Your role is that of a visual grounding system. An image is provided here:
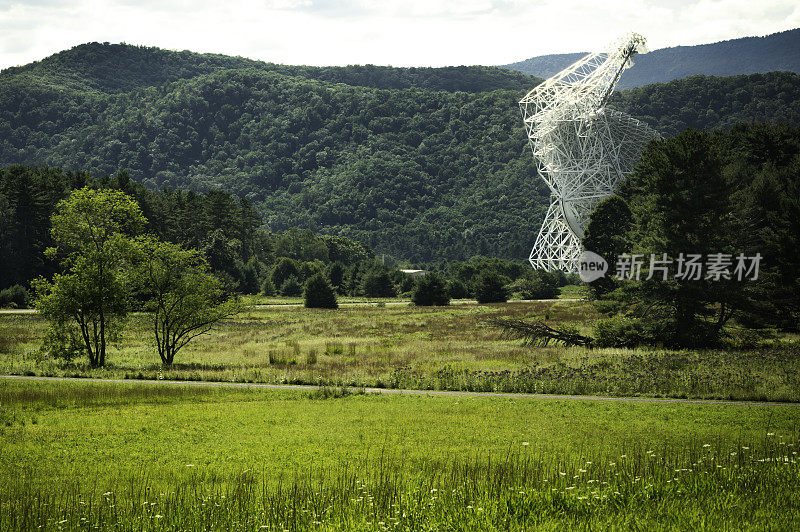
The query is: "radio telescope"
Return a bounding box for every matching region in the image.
[519,33,661,273]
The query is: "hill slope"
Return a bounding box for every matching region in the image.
[3,42,540,94]
[502,28,800,89]
[2,45,800,262]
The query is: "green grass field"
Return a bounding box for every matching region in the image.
[2,300,799,529]
[1,379,798,530]
[1,300,798,402]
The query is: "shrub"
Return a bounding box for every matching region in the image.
[472,271,508,304]
[594,316,656,347]
[304,273,338,309]
[0,285,29,308]
[508,270,559,300]
[446,279,470,299]
[280,276,303,297]
[361,267,397,298]
[412,273,450,306]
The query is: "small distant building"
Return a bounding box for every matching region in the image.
[399,269,428,278]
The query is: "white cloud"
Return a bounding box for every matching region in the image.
[0,0,797,69]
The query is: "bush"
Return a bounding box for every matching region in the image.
[412,273,450,306]
[508,270,559,300]
[472,271,508,304]
[594,316,657,348]
[0,285,29,308]
[446,279,470,299]
[280,275,303,297]
[361,267,397,298]
[304,274,338,309]
[260,277,276,296]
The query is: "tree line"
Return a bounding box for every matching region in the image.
[1,164,567,311]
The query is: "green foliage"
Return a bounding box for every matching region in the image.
[360,266,397,298]
[411,273,450,306]
[507,270,559,300]
[593,316,656,348]
[260,276,276,296]
[582,196,633,299]
[5,42,539,94]
[0,165,376,293]
[134,237,240,365]
[303,273,338,309]
[280,276,302,297]
[446,278,470,299]
[590,123,800,345]
[472,271,508,304]
[33,187,145,367]
[0,285,29,308]
[611,72,800,136]
[271,258,300,290]
[298,261,323,282]
[325,261,345,292]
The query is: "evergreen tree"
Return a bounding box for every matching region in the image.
[361,266,397,298]
[411,273,450,306]
[303,273,338,309]
[582,196,633,299]
[472,271,508,304]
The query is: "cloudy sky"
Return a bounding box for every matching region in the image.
[1,0,798,69]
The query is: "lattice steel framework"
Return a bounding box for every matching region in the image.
[520,33,661,272]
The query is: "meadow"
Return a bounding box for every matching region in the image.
[0,378,798,530]
[1,299,798,402]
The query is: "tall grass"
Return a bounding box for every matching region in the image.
[2,434,798,530]
[2,304,799,402]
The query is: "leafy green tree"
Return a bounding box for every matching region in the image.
[299,261,323,282]
[326,261,345,292]
[33,187,144,367]
[412,273,450,306]
[240,257,264,295]
[135,238,240,365]
[303,273,338,309]
[472,271,508,304]
[0,285,29,308]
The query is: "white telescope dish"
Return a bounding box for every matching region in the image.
[520,33,661,272]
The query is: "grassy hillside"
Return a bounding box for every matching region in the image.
[502,27,800,89]
[2,44,800,261]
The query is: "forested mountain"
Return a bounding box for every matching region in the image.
[502,28,800,89]
[4,42,539,94]
[2,44,800,262]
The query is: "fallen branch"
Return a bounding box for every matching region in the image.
[487,317,594,348]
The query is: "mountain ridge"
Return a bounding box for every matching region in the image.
[2,42,541,94]
[501,27,800,89]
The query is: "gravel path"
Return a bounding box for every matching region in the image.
[1,374,794,407]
